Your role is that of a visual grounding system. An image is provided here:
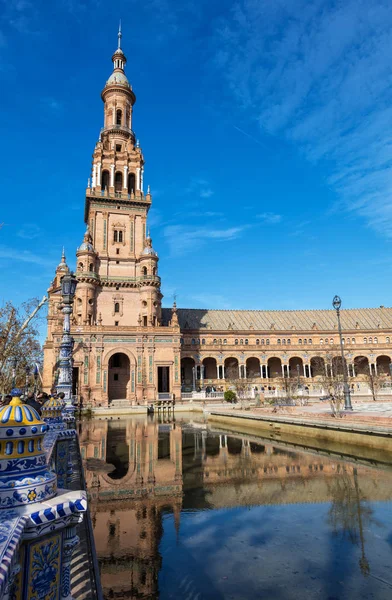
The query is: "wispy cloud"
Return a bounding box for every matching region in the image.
[163,224,248,255]
[17,224,41,240]
[186,178,214,199]
[0,245,54,267]
[257,213,282,225]
[213,0,392,236]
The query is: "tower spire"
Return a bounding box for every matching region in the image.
[118,20,122,50]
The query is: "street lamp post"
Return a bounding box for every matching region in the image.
[332,295,353,411]
[57,272,78,415]
[25,365,31,395]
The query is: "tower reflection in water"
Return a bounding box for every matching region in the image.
[80,418,392,599]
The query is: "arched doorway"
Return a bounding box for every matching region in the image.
[376,355,391,375]
[224,357,239,381]
[108,353,130,401]
[289,356,303,377]
[268,357,282,379]
[203,357,217,380]
[181,357,195,388]
[246,357,260,379]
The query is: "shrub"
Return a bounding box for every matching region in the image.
[224,390,237,403]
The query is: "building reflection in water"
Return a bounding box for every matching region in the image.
[80,418,392,599]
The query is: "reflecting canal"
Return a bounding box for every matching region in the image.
[80,416,392,599]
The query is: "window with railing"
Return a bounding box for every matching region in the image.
[287,339,291,344]
[113,230,123,243]
[387,337,390,344]
[266,339,270,345]
[245,339,248,345]
[240,339,243,344]
[223,339,227,344]
[202,339,206,344]
[235,339,238,345]
[256,339,260,345]
[364,337,367,344]
[299,339,302,345]
[213,339,217,344]
[277,339,281,345]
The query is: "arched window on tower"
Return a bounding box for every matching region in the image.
[115,172,123,192]
[89,263,94,272]
[101,170,109,190]
[142,266,147,276]
[114,302,120,314]
[116,109,122,125]
[128,173,136,194]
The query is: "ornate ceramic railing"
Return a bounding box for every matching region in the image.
[0,390,102,599]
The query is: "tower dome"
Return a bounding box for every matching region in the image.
[77,226,95,253]
[142,236,158,257]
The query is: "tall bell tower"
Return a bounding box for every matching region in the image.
[82,25,162,328]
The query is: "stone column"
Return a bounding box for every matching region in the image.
[281,364,285,377]
[308,363,312,378]
[374,362,378,375]
[217,364,220,379]
[92,164,96,188]
[222,364,225,379]
[351,363,356,377]
[97,162,101,187]
[123,165,128,189]
[200,365,204,388]
[141,167,144,193]
[136,167,141,190]
[303,364,307,377]
[192,367,196,392]
[110,164,115,187]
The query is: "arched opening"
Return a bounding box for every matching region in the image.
[115,171,123,192]
[289,356,303,378]
[128,172,136,193]
[354,356,369,376]
[181,357,195,388]
[310,356,325,377]
[101,170,110,190]
[224,357,239,380]
[116,109,122,125]
[246,357,260,379]
[203,357,217,380]
[376,355,391,375]
[89,263,94,272]
[108,353,130,401]
[78,262,84,272]
[106,422,129,479]
[267,357,282,379]
[205,435,220,457]
[142,266,147,276]
[114,302,120,314]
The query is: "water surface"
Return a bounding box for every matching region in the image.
[81,416,392,599]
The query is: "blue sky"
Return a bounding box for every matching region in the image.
[2,0,392,337]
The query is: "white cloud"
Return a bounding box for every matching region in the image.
[213,0,392,236]
[17,224,41,240]
[0,245,54,267]
[163,224,248,255]
[186,178,214,199]
[257,213,282,224]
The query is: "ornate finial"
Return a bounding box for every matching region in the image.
[147,184,151,194]
[136,139,140,148]
[118,20,122,49]
[87,177,90,188]
[61,247,66,263]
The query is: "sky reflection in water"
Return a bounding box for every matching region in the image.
[81,417,392,599]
